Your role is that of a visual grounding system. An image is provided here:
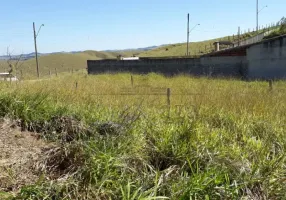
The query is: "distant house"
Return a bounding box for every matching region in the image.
[117,55,140,61]
[0,73,18,81]
[120,57,140,61]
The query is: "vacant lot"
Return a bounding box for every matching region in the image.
[0,73,286,199]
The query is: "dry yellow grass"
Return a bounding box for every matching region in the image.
[0,73,286,199]
[0,50,140,79]
[6,73,286,119]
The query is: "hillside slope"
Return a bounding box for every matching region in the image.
[139,25,282,58]
[139,34,249,57]
[0,49,146,78]
[0,50,121,78]
[22,53,97,77]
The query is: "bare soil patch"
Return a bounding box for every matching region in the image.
[0,118,53,192]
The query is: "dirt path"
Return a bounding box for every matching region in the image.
[0,118,52,192]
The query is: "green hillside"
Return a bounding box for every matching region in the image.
[138,33,262,57]
[0,49,146,79]
[82,50,138,58]
[139,25,282,58]
[138,39,218,57]
[0,51,121,78]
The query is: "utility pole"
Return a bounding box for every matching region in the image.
[256,1,267,32]
[187,13,190,56]
[238,26,241,46]
[33,22,40,78]
[256,0,259,31]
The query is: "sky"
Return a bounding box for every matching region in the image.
[0,0,285,54]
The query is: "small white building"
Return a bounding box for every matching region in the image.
[117,55,140,61]
[120,57,140,61]
[0,73,18,81]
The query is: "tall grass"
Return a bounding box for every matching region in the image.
[0,73,286,199]
[264,24,286,39]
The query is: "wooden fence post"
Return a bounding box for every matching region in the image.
[167,88,171,106]
[131,75,134,87]
[55,68,58,77]
[167,88,171,117]
[49,70,51,77]
[268,79,273,91]
[75,81,78,90]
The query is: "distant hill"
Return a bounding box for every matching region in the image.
[0,45,162,61]
[104,45,168,52]
[0,51,84,61]
[0,50,143,78]
[0,52,48,61]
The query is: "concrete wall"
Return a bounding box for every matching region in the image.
[87,35,286,80]
[200,56,246,77]
[87,56,245,78]
[247,35,286,79]
[233,30,273,47]
[88,58,200,76]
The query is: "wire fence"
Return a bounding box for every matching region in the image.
[198,23,283,55]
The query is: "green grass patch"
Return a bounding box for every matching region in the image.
[264,24,286,39]
[0,74,285,199]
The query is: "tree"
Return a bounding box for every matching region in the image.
[6,47,23,79]
[278,17,286,33]
[8,64,16,76]
[280,17,286,25]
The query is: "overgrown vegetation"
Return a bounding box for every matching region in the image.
[263,25,286,39]
[0,73,286,199]
[264,17,286,39]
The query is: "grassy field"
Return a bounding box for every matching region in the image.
[0,73,285,199]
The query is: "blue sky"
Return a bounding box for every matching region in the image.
[0,0,284,54]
